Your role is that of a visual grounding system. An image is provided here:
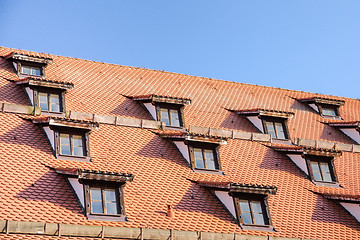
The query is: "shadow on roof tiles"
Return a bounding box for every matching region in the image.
[110,97,152,120]
[219,112,259,132]
[0,121,53,155]
[136,135,189,168]
[14,170,84,215]
[173,182,237,224]
[311,194,360,230]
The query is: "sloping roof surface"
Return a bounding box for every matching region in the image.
[0,46,359,239]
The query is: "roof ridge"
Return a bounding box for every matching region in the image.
[1,46,359,101]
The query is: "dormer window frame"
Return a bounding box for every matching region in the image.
[233,193,272,227]
[32,86,66,114]
[298,97,344,119]
[316,103,340,118]
[187,140,221,172]
[132,95,190,129]
[53,126,91,161]
[304,154,338,184]
[155,102,184,128]
[57,169,133,222]
[261,116,290,140]
[16,61,46,78]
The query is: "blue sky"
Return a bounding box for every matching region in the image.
[1,1,359,99]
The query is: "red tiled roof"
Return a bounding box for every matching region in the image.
[0,46,359,239]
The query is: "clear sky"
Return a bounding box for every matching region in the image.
[1,1,359,99]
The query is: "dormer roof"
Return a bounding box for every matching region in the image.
[131,94,191,105]
[5,51,53,65]
[233,108,294,118]
[297,96,345,106]
[15,76,74,90]
[31,115,99,130]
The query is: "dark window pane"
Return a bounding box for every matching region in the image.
[160,108,170,126]
[266,122,276,139]
[170,109,180,127]
[39,92,48,111]
[50,94,60,112]
[275,122,286,139]
[91,201,103,214]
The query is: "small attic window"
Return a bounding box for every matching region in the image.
[235,195,270,226]
[298,97,344,119]
[263,117,288,140]
[157,103,182,127]
[306,155,337,183]
[188,141,221,171]
[58,169,134,222]
[31,116,98,162]
[234,109,294,141]
[131,94,191,129]
[21,65,42,76]
[230,183,277,230]
[38,90,62,113]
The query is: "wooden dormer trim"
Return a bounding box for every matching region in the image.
[5,52,53,65]
[32,116,99,130]
[15,77,74,90]
[132,94,191,105]
[298,97,345,106]
[234,108,294,119]
[230,183,277,195]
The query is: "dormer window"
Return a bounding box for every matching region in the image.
[15,78,73,115]
[198,181,276,231]
[298,97,344,119]
[31,116,98,161]
[233,109,294,141]
[56,168,133,221]
[306,155,337,183]
[5,51,52,78]
[21,65,42,76]
[157,103,182,127]
[131,94,191,128]
[160,132,225,173]
[190,144,219,170]
[38,90,62,112]
[59,132,86,157]
[271,145,340,187]
[263,117,287,140]
[328,121,360,144]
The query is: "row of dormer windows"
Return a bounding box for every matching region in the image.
[6,52,356,228]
